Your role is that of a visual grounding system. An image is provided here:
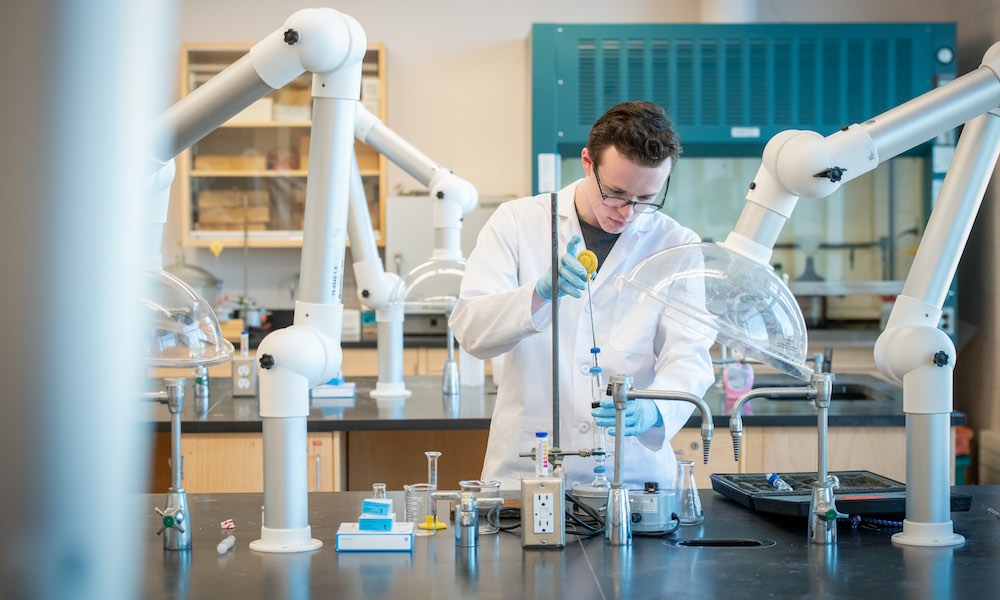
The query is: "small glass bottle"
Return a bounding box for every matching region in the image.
[766,472,793,492]
[677,460,704,525]
[590,424,610,488]
[372,482,387,499]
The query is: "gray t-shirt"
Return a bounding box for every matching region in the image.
[577,214,620,272]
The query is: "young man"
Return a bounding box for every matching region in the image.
[450,101,714,490]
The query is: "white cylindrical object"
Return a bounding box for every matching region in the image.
[892,413,964,547]
[251,416,322,553]
[459,346,485,387]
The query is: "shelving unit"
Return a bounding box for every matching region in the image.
[177,42,387,248]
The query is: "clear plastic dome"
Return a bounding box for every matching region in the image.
[141,269,234,367]
[402,258,466,315]
[615,242,812,380]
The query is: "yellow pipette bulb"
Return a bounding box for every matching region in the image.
[577,250,598,281]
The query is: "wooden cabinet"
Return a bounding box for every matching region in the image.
[681,425,956,487]
[340,346,475,378]
[156,431,344,493]
[177,42,387,248]
[346,429,489,491]
[742,426,911,483]
[673,427,749,489]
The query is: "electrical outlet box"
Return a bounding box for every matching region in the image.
[232,357,257,397]
[521,476,565,548]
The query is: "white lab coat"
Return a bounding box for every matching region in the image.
[450,179,715,491]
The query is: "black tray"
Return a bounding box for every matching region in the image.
[710,471,973,518]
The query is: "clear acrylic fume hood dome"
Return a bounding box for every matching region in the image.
[615,242,812,380]
[141,269,234,368]
[402,258,466,315]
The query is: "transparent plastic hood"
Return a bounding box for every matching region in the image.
[141,269,234,367]
[615,242,812,380]
[402,258,466,315]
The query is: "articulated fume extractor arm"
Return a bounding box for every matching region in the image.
[720,43,1000,547]
[147,8,370,554]
[348,103,478,400]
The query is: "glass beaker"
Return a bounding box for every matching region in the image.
[459,479,502,535]
[677,460,704,525]
[372,482,387,499]
[404,483,436,536]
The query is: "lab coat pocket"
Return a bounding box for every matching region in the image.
[608,294,659,357]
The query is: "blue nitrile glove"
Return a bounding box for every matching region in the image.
[535,235,588,301]
[592,397,663,437]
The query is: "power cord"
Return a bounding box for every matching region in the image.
[495,492,680,538]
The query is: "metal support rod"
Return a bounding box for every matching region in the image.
[550,192,560,449]
[162,378,186,490]
[817,406,828,484]
[607,374,633,546]
[811,373,834,484]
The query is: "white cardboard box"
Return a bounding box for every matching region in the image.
[335,522,414,552]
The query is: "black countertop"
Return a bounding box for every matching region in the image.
[141,486,1000,599]
[142,374,965,434]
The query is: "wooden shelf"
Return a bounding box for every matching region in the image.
[190,169,380,178]
[178,42,387,249]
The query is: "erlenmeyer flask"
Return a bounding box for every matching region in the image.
[677,460,704,525]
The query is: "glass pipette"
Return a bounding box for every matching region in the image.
[577,250,610,488]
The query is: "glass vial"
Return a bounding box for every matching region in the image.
[677,460,704,525]
[372,482,387,499]
[535,432,550,476]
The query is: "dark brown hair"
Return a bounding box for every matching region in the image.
[587,101,681,167]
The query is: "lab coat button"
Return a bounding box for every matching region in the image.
[579,422,591,433]
[580,364,590,374]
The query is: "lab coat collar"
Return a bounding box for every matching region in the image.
[556,179,654,289]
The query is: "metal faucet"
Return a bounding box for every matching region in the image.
[606,374,714,546]
[729,371,844,544]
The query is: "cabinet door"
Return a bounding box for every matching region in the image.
[307,432,342,492]
[174,432,339,492]
[346,429,489,491]
[745,426,907,483]
[672,428,747,489]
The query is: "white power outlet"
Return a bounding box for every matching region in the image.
[533,493,555,533]
[520,476,565,548]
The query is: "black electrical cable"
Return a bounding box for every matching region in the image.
[632,512,681,537]
[496,493,680,539]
